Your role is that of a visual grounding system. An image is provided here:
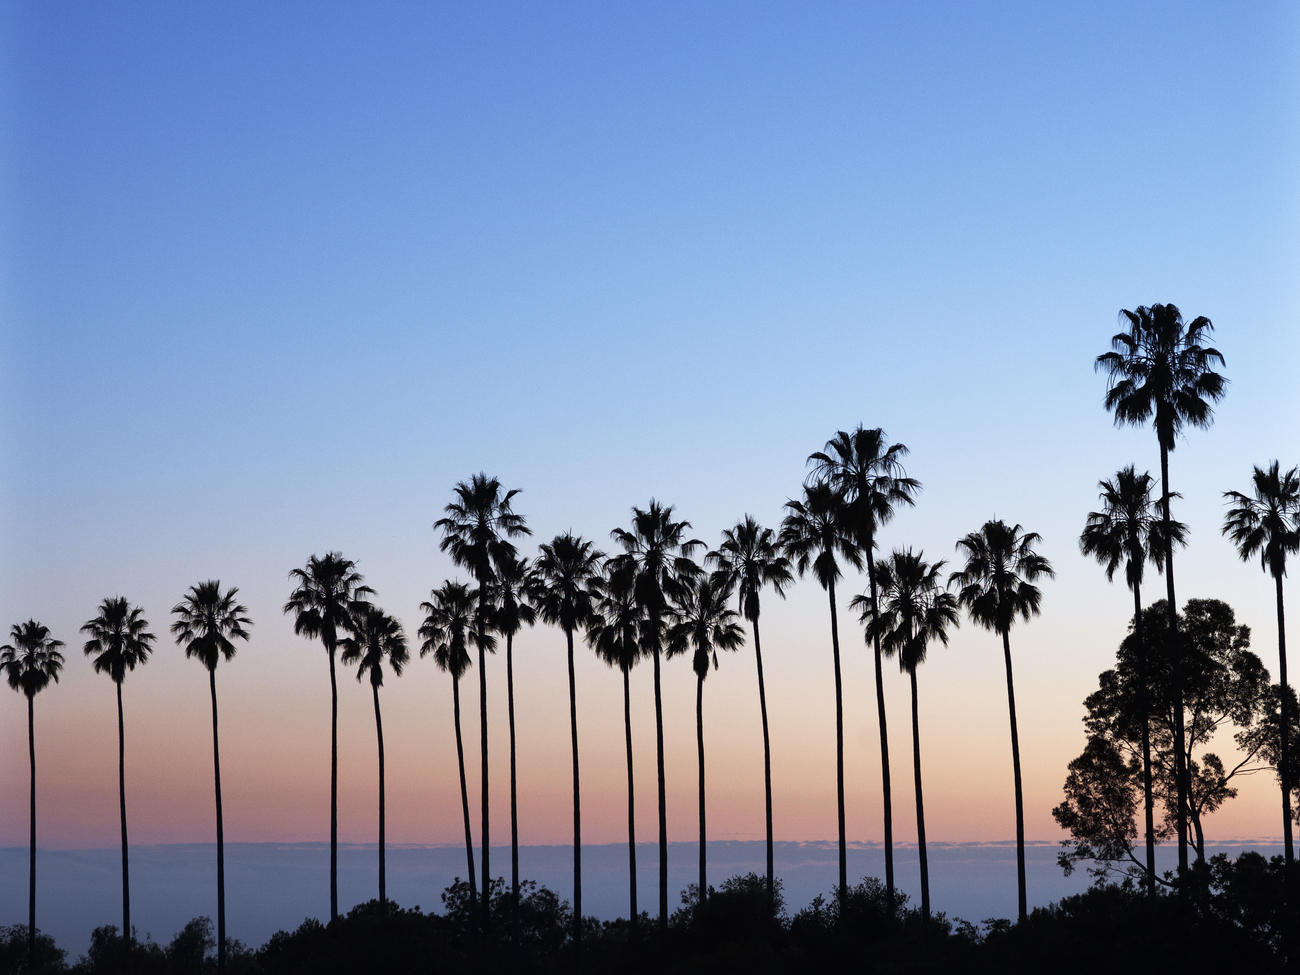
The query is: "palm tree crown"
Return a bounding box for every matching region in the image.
[609,500,704,631]
[82,597,156,681]
[856,550,959,674]
[530,533,603,632]
[491,553,537,641]
[2,621,65,697]
[434,473,531,588]
[587,561,644,673]
[341,605,409,687]
[1080,467,1188,591]
[171,582,252,671]
[419,581,484,677]
[708,515,793,622]
[283,553,374,646]
[949,521,1054,634]
[779,481,862,589]
[807,426,920,546]
[667,575,746,678]
[1223,461,1300,580]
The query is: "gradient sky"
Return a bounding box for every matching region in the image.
[2,2,1298,859]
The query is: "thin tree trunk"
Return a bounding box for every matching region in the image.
[828,580,847,904]
[373,682,386,912]
[476,594,490,924]
[507,632,520,917]
[453,676,477,901]
[865,536,895,908]
[117,681,131,944]
[909,668,929,924]
[696,671,706,906]
[652,637,668,933]
[1276,572,1293,864]
[751,619,774,910]
[27,693,36,961]
[210,669,227,971]
[623,667,638,923]
[1159,446,1190,876]
[566,627,582,952]
[1001,630,1026,923]
[326,638,339,923]
[1133,584,1156,896]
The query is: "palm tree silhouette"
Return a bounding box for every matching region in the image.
[170,582,252,971]
[609,500,703,931]
[419,580,482,902]
[950,521,1053,923]
[1079,468,1187,892]
[1096,302,1226,874]
[667,574,745,904]
[529,533,602,948]
[81,596,156,944]
[435,473,530,920]
[587,560,646,923]
[780,481,862,903]
[855,551,958,923]
[283,553,374,922]
[808,427,919,906]
[340,604,409,912]
[489,553,537,915]
[1,620,65,962]
[1223,460,1299,865]
[706,515,792,907]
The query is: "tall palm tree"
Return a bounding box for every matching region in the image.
[706,515,792,907]
[170,582,252,971]
[609,500,703,931]
[489,553,537,913]
[283,553,374,922]
[1,620,64,962]
[586,560,646,923]
[1079,468,1188,893]
[340,604,409,912]
[530,533,603,949]
[1096,302,1226,873]
[1223,460,1300,865]
[949,521,1053,923]
[666,575,745,904]
[82,596,156,943]
[808,427,920,905]
[419,581,483,903]
[779,481,862,901]
[435,473,530,919]
[855,551,958,923]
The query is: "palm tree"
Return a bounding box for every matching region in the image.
[706,515,792,907]
[1223,460,1300,865]
[489,553,537,913]
[170,582,252,971]
[779,481,862,901]
[1,620,65,962]
[609,500,703,931]
[435,473,530,919]
[530,533,603,949]
[419,580,482,902]
[949,521,1053,923]
[855,551,958,923]
[808,427,919,905]
[667,574,745,903]
[283,553,373,922]
[82,596,156,943]
[586,560,646,922]
[1079,467,1187,893]
[340,604,409,912]
[1096,302,1227,873]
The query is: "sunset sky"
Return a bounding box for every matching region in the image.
[2,0,1298,870]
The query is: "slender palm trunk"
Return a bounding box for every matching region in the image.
[507,632,520,916]
[865,539,895,908]
[209,669,227,971]
[827,580,847,903]
[115,681,132,944]
[27,693,36,961]
[326,638,339,923]
[1159,446,1190,875]
[1131,585,1157,895]
[908,668,929,924]
[652,637,668,932]
[476,595,490,924]
[622,667,638,923]
[1275,573,1293,864]
[696,671,707,905]
[565,627,582,951]
[373,682,387,912]
[1000,631,1026,923]
[452,676,477,900]
[751,619,774,909]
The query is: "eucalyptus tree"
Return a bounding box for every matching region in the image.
[1096,302,1226,873]
[283,552,374,922]
[808,426,919,904]
[435,473,530,918]
[419,580,482,902]
[855,551,958,923]
[82,596,156,943]
[1223,460,1300,864]
[779,481,862,900]
[586,560,645,922]
[706,515,792,905]
[667,574,745,903]
[170,582,252,970]
[529,533,602,947]
[2,620,64,961]
[949,520,1053,923]
[340,604,409,912]
[609,500,703,930]
[1079,467,1187,892]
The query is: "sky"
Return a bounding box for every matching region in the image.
[2,0,1299,879]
